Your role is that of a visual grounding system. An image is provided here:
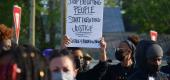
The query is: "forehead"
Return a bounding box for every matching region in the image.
[148,56,162,60]
[3,39,11,42]
[49,56,74,71]
[73,50,83,56]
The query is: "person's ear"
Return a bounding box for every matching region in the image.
[127,49,132,54]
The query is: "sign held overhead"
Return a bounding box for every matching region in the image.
[66,0,104,48]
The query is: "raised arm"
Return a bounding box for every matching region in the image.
[99,37,107,62]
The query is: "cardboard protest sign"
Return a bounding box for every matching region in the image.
[66,0,104,48]
[13,5,21,44]
[150,30,158,41]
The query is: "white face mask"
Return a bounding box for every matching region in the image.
[51,71,75,80]
[2,39,11,51]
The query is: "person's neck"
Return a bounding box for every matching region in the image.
[121,59,133,67]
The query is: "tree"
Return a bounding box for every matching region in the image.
[122,0,170,34]
[0,0,30,43]
[0,0,62,50]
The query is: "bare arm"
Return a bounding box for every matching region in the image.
[99,37,107,62]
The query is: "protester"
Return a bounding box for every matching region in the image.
[49,37,108,80]
[161,48,170,75]
[49,49,76,80]
[14,44,49,80]
[70,47,86,73]
[128,40,170,80]
[0,24,14,52]
[63,35,105,73]
[102,35,139,80]
[82,53,93,71]
[0,24,17,80]
[77,37,108,80]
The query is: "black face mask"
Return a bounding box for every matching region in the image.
[115,50,125,61]
[74,56,84,70]
[146,63,160,73]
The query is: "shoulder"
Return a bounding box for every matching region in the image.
[128,70,146,80]
[158,72,169,77]
[107,63,120,71]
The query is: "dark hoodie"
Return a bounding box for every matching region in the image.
[128,40,170,80]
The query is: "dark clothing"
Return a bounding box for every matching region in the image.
[0,49,16,80]
[128,69,170,80]
[102,63,136,80]
[161,65,170,75]
[76,61,108,80]
[129,40,170,80]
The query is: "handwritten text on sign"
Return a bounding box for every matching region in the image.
[66,0,104,48]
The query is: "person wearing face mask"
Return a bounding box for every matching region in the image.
[49,49,76,80]
[50,37,108,80]
[101,35,139,80]
[161,48,170,75]
[70,48,93,73]
[62,36,87,73]
[0,24,17,80]
[82,53,93,72]
[128,40,170,80]
[70,47,86,73]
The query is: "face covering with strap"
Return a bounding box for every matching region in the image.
[51,71,75,80]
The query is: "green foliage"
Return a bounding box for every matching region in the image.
[123,0,170,34]
[0,0,62,50]
[104,0,116,7]
[0,0,30,43]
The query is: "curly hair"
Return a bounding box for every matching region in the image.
[128,35,140,46]
[0,24,13,41]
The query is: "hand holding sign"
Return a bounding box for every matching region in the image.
[13,5,21,44]
[150,30,158,41]
[100,37,107,51]
[99,37,107,61]
[63,35,71,48]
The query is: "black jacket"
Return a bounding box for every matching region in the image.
[76,61,108,80]
[128,69,170,80]
[101,63,136,80]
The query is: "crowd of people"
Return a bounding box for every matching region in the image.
[0,24,170,80]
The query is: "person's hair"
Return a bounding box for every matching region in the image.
[16,44,40,55]
[118,35,140,62]
[0,24,13,41]
[68,47,83,55]
[49,49,73,61]
[69,47,83,52]
[128,35,140,46]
